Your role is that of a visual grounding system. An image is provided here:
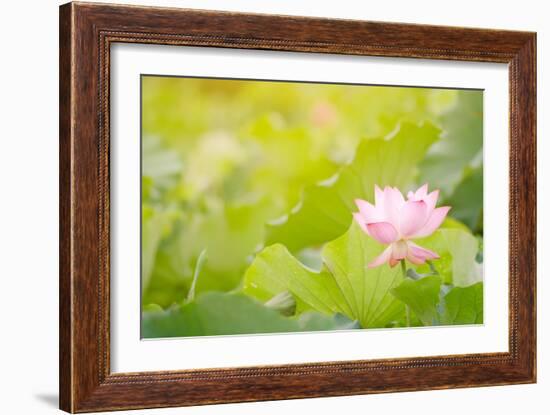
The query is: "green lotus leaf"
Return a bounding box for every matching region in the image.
[244,223,405,328]
[141,292,358,338]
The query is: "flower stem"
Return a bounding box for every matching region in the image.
[426,259,439,275]
[186,249,207,303]
[400,260,411,327]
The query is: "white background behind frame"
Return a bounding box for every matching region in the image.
[110,43,509,373]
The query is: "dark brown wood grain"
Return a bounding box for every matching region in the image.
[59,3,73,411]
[59,2,537,413]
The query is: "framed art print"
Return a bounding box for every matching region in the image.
[59,2,536,412]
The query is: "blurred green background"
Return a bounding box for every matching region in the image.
[141,76,483,336]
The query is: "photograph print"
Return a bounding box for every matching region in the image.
[140,76,484,339]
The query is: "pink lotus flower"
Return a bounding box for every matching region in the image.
[353,184,450,268]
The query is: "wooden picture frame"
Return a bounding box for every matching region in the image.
[59,2,536,412]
